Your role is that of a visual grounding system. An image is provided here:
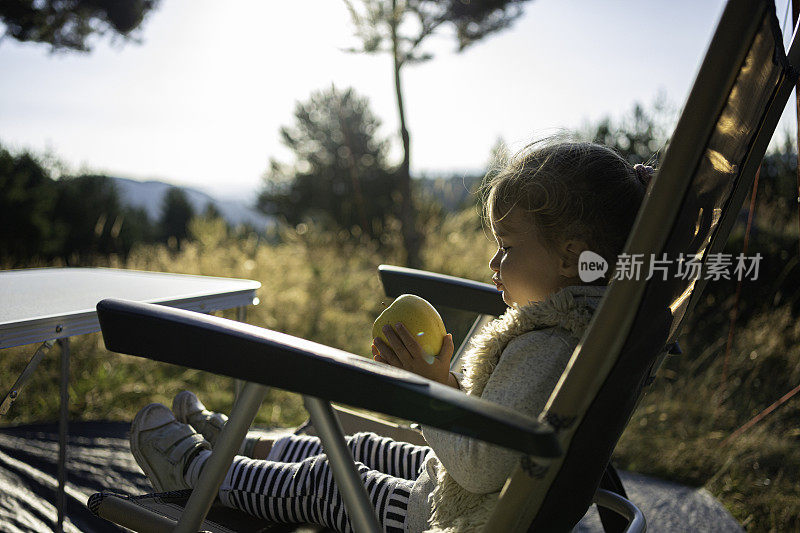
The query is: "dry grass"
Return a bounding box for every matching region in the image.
[615,293,800,531]
[1,210,797,531]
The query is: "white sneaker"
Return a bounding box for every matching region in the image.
[172,391,227,446]
[130,403,210,492]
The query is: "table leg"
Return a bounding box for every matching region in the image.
[0,340,54,416]
[56,337,70,533]
[232,307,247,399]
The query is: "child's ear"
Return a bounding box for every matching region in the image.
[558,240,590,279]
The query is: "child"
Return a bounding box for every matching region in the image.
[129,139,652,532]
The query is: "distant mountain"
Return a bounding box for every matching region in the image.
[416,174,483,212]
[108,177,276,232]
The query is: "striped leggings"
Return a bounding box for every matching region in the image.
[217,432,431,533]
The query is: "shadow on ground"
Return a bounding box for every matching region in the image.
[0,422,742,532]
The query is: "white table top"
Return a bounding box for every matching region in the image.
[0,268,260,349]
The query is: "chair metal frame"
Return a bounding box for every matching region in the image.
[87,0,800,531]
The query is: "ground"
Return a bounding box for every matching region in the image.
[0,421,742,532]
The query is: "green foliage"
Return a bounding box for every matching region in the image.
[0,146,157,264]
[344,0,529,63]
[119,205,158,249]
[615,294,800,531]
[0,146,58,261]
[0,0,160,52]
[3,97,800,528]
[755,132,799,235]
[201,201,224,221]
[584,95,675,166]
[0,143,209,264]
[438,0,529,51]
[258,85,400,242]
[344,0,531,268]
[188,213,229,250]
[159,186,195,246]
[52,174,139,261]
[1,204,799,529]
[581,99,800,529]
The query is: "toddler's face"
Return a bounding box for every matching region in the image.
[489,209,566,307]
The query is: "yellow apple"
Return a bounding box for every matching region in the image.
[373,294,447,364]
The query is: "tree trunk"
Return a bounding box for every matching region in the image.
[391,0,422,268]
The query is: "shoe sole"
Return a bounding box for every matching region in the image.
[172,390,201,424]
[130,404,172,493]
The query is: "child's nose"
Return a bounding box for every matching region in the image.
[489,250,501,270]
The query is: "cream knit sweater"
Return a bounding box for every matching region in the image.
[404,285,606,532]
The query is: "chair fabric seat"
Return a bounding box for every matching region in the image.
[84,1,800,531]
[525,2,798,529]
[88,490,333,533]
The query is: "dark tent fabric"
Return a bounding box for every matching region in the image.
[0,422,743,532]
[0,422,146,532]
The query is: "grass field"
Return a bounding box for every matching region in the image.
[2,210,798,531]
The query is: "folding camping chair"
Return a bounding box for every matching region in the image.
[86,0,800,530]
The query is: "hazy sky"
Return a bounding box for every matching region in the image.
[1,0,796,200]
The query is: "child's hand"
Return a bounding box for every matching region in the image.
[372,324,455,387]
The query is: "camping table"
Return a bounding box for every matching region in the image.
[0,268,260,532]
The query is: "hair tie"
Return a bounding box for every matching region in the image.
[633,164,654,186]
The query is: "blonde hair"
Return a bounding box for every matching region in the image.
[480,138,651,278]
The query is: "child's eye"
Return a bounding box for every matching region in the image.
[500,246,511,252]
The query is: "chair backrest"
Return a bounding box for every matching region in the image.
[485,0,800,530]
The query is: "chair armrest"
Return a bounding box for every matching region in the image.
[593,489,646,533]
[97,299,560,458]
[378,265,507,316]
